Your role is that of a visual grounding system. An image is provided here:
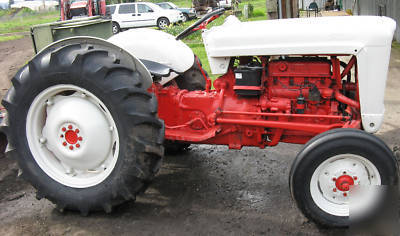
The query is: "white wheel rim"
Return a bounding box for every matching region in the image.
[26,84,120,188]
[159,20,168,29]
[112,25,118,34]
[310,154,381,216]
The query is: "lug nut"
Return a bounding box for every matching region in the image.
[68,125,73,130]
[333,188,337,192]
[332,178,336,181]
[69,146,74,150]
[39,137,47,144]
[78,137,83,141]
[75,129,80,133]
[63,142,67,146]
[76,144,80,148]
[62,127,66,132]
[354,176,358,180]
[343,193,347,197]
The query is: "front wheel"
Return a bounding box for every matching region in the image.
[3,42,164,215]
[157,17,170,30]
[182,13,189,22]
[289,129,398,227]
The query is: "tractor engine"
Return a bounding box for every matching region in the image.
[155,56,360,149]
[234,57,335,115]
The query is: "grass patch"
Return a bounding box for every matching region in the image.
[393,41,400,49]
[0,34,24,42]
[0,9,59,34]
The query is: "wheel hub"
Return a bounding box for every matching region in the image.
[310,154,381,217]
[42,94,113,171]
[335,175,354,192]
[60,124,83,150]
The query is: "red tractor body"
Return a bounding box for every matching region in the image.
[60,0,106,21]
[155,55,360,148]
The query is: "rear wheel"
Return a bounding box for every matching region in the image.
[289,129,398,227]
[112,22,120,34]
[3,43,164,214]
[157,17,170,30]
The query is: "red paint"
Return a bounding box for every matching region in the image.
[62,127,66,132]
[335,175,354,191]
[63,142,67,146]
[65,130,78,144]
[69,145,74,150]
[152,55,361,149]
[68,125,73,130]
[76,144,80,148]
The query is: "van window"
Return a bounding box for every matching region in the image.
[118,4,136,14]
[137,4,153,13]
[106,5,116,14]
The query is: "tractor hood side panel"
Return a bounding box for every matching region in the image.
[108,28,195,73]
[203,16,396,133]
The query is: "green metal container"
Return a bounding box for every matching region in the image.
[31,16,112,54]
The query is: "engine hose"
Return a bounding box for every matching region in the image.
[334,91,360,110]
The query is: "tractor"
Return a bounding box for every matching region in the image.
[60,0,106,21]
[2,9,398,227]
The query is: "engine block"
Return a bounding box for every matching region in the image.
[154,56,361,148]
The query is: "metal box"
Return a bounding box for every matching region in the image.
[31,16,112,53]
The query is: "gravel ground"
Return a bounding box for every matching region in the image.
[0,36,399,235]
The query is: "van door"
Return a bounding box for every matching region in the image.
[116,4,137,28]
[136,3,157,27]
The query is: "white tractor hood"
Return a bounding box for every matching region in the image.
[203,15,396,133]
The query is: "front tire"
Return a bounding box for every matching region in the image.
[289,129,398,227]
[2,43,164,214]
[182,13,189,22]
[157,17,170,30]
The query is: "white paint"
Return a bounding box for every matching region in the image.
[26,85,120,188]
[108,28,194,73]
[202,15,396,133]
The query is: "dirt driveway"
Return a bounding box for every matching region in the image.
[0,37,399,235]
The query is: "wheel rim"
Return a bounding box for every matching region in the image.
[310,154,381,216]
[112,24,118,34]
[159,19,168,29]
[26,84,120,188]
[182,15,188,22]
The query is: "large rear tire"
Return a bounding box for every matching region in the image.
[2,43,164,214]
[289,129,398,228]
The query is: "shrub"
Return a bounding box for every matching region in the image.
[251,9,265,17]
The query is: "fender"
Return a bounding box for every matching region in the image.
[108,28,195,75]
[36,36,153,89]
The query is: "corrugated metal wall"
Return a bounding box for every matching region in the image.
[342,0,400,42]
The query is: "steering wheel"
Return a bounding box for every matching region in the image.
[176,8,226,40]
